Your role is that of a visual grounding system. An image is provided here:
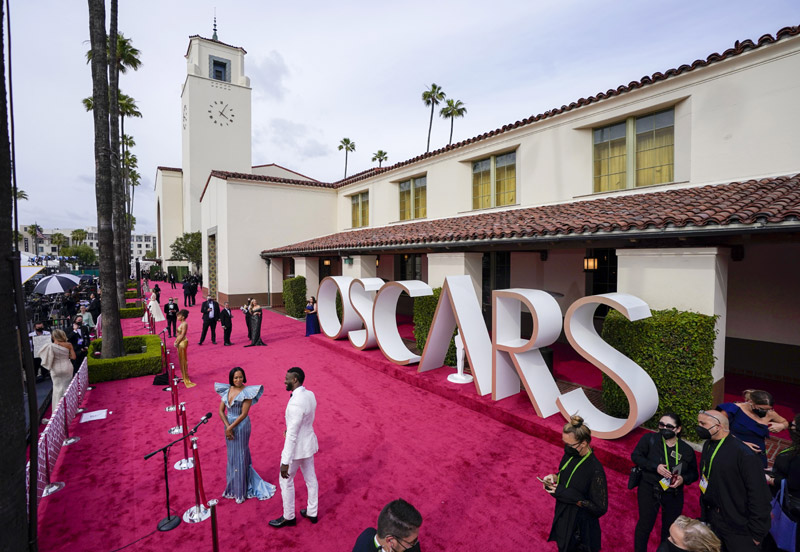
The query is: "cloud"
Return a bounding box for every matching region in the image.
[260,118,329,160]
[249,50,290,101]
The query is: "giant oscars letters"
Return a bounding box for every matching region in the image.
[317,274,659,439]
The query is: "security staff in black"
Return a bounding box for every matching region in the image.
[696,410,771,552]
[631,413,698,552]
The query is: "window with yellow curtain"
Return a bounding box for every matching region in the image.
[472,158,492,209]
[351,191,369,228]
[495,152,516,206]
[593,108,674,192]
[398,176,427,221]
[399,181,411,221]
[635,110,674,187]
[593,122,627,192]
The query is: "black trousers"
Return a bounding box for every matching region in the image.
[223,324,232,344]
[199,319,217,343]
[707,509,762,552]
[634,483,684,552]
[166,316,177,337]
[190,293,197,306]
[170,282,176,289]
[183,293,190,307]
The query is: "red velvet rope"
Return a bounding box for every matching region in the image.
[192,438,208,506]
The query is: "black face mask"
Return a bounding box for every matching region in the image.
[403,543,420,552]
[564,444,581,457]
[752,405,768,418]
[660,428,676,440]
[696,425,713,440]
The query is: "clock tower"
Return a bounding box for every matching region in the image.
[181,32,252,234]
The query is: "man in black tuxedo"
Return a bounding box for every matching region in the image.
[220,301,234,346]
[198,294,220,345]
[182,279,191,307]
[67,314,91,374]
[190,278,198,306]
[87,292,101,321]
[169,272,176,289]
[164,297,179,338]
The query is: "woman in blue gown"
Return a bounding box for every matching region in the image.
[216,367,276,503]
[305,296,320,336]
[718,389,789,468]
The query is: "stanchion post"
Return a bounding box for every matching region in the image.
[41,433,64,497]
[169,398,183,435]
[209,499,219,552]
[183,437,210,523]
[173,404,194,470]
[62,404,79,446]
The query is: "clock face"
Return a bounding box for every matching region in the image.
[182,105,188,129]
[208,100,235,127]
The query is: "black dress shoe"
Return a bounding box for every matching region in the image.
[197,342,203,345]
[211,341,216,344]
[300,509,318,524]
[268,516,296,528]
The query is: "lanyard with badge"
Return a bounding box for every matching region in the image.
[558,451,592,488]
[658,438,675,490]
[699,437,726,494]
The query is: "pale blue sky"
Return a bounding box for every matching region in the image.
[9,0,800,233]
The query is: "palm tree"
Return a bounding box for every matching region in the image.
[85,32,141,74]
[440,99,468,145]
[14,189,27,200]
[422,83,446,153]
[371,150,388,167]
[338,138,356,179]
[71,228,87,245]
[50,232,67,257]
[27,223,42,255]
[88,0,124,357]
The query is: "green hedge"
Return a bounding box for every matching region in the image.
[124,290,139,299]
[119,306,145,319]
[601,308,717,441]
[283,276,307,318]
[88,334,163,383]
[413,287,457,366]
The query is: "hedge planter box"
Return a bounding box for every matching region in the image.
[124,290,139,299]
[88,334,163,383]
[283,276,307,318]
[601,308,717,442]
[120,306,145,319]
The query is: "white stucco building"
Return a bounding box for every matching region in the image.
[155,26,800,400]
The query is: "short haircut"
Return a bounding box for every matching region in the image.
[376,499,423,540]
[287,367,305,385]
[672,515,721,552]
[229,367,246,385]
[178,309,189,318]
[563,414,592,444]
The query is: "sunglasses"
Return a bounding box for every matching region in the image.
[657,422,677,430]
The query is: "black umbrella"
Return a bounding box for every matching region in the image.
[32,273,81,295]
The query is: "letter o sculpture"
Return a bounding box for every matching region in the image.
[317,276,361,339]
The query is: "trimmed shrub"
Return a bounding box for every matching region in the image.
[88,334,163,383]
[120,306,145,319]
[413,287,457,367]
[283,276,307,318]
[601,308,717,442]
[124,290,139,299]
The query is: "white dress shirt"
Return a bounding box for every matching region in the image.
[281,386,318,465]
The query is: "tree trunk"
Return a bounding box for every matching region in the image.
[0,3,31,548]
[89,0,123,358]
[427,104,434,152]
[344,151,348,179]
[108,0,126,305]
[449,118,454,145]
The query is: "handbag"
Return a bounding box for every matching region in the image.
[628,465,642,489]
[771,479,798,552]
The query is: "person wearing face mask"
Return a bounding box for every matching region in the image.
[632,413,699,552]
[656,515,722,552]
[542,414,608,552]
[717,389,789,468]
[164,297,179,338]
[351,498,423,552]
[696,410,771,552]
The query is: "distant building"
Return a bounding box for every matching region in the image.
[19,224,156,259]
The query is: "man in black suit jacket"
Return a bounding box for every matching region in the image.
[182,279,191,307]
[351,499,422,552]
[198,294,220,345]
[220,301,234,346]
[169,272,176,289]
[87,293,101,321]
[67,315,91,374]
[164,297,179,337]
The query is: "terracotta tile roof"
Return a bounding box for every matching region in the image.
[261,174,800,256]
[156,166,182,173]
[250,163,320,182]
[208,170,337,189]
[324,25,798,189]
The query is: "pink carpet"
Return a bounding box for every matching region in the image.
[37,299,701,551]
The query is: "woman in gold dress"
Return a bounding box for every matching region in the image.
[175,309,195,388]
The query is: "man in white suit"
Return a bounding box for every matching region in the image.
[269,367,319,528]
